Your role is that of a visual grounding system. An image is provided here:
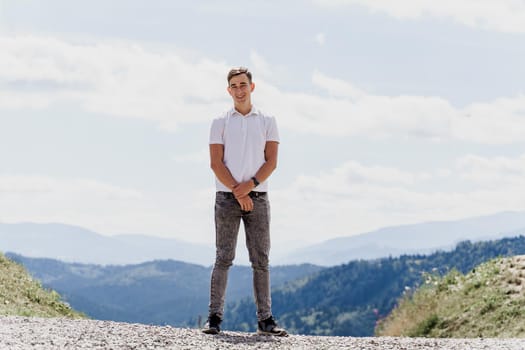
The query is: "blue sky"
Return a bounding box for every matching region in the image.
[1,0,525,249]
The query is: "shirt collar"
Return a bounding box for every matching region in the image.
[230,106,259,117]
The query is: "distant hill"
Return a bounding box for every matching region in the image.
[224,235,525,336]
[3,211,525,266]
[0,222,215,265]
[6,253,323,327]
[282,211,525,265]
[377,255,525,338]
[0,252,84,319]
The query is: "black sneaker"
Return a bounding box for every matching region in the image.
[257,316,288,336]
[202,314,222,335]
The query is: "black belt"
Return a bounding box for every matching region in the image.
[217,191,267,199]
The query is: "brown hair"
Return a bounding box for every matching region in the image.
[227,67,252,84]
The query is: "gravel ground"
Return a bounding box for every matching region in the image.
[1,316,525,350]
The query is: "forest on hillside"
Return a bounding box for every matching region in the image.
[223,236,525,336]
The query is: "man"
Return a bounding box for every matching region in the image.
[203,67,287,336]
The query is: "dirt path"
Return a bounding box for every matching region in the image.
[1,316,524,349]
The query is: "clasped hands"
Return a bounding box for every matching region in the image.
[232,180,255,211]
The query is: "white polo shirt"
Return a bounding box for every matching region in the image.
[209,106,280,192]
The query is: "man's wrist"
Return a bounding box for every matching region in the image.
[251,177,260,187]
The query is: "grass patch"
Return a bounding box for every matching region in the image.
[376,256,525,338]
[408,314,440,337]
[0,252,85,319]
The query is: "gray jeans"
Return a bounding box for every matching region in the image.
[208,191,272,321]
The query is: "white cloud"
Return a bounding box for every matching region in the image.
[457,153,525,185]
[248,51,292,88]
[312,70,364,100]
[249,51,275,82]
[256,79,455,139]
[0,174,216,242]
[257,72,525,144]
[313,0,525,34]
[296,161,429,189]
[0,175,142,199]
[314,32,326,46]
[270,153,525,242]
[0,35,230,130]
[2,35,525,145]
[2,154,524,245]
[455,96,525,143]
[0,175,148,231]
[172,148,208,163]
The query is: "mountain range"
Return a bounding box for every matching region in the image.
[0,222,215,265]
[281,211,525,265]
[8,235,525,336]
[2,211,525,266]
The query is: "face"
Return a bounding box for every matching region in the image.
[227,73,255,106]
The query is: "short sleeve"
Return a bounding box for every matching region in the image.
[266,116,280,143]
[209,118,225,144]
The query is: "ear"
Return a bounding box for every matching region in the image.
[250,82,255,92]
[227,86,233,96]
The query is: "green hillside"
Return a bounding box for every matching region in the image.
[0,252,84,318]
[376,255,525,338]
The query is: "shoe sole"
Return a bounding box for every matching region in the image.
[257,329,288,337]
[202,329,220,335]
